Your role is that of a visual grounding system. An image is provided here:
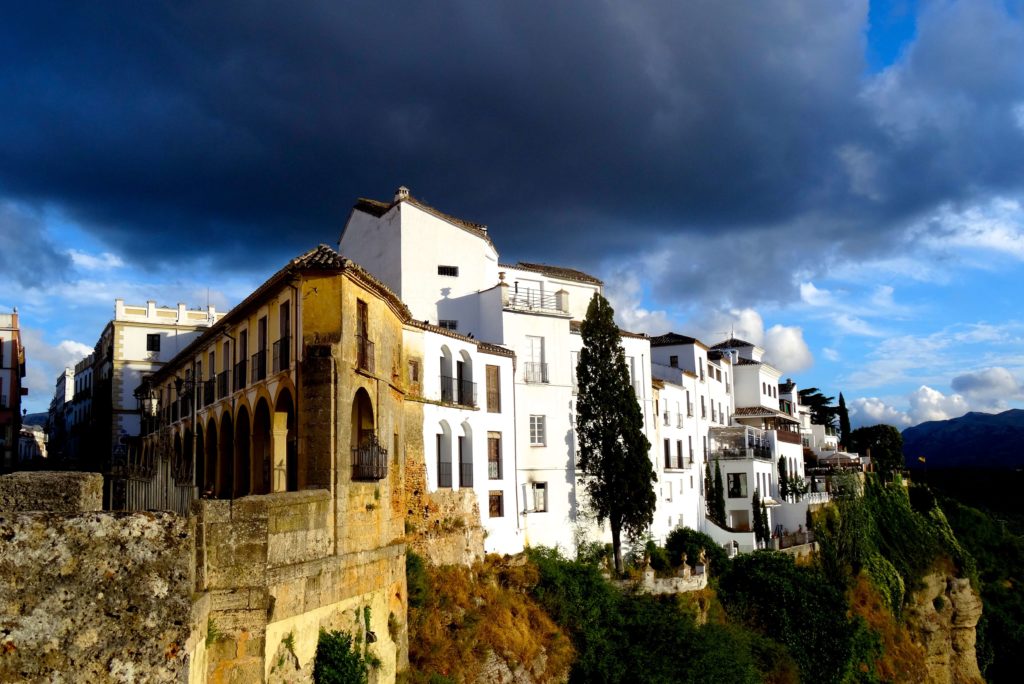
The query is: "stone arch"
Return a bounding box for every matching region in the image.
[218,412,234,498]
[252,398,272,495]
[459,420,474,488]
[234,405,251,498]
[439,345,454,402]
[275,387,297,492]
[205,418,218,498]
[436,419,452,489]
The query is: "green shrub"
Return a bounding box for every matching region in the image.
[313,628,369,684]
[406,551,429,611]
[664,527,729,573]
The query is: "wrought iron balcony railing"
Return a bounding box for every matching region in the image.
[459,461,473,488]
[523,362,548,384]
[202,379,214,407]
[234,360,247,390]
[217,370,229,399]
[352,435,388,481]
[440,375,477,407]
[251,350,267,382]
[273,336,291,373]
[506,288,566,313]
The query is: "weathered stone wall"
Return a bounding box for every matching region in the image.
[906,571,985,684]
[403,408,485,567]
[0,471,103,513]
[0,510,200,683]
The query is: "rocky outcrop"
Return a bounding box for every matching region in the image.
[905,571,984,684]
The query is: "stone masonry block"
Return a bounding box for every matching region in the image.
[0,472,103,513]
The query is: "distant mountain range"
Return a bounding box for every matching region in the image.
[21,413,47,427]
[902,408,1024,470]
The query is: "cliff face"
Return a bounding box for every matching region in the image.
[905,571,984,684]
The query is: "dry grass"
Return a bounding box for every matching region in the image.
[848,573,928,683]
[406,554,574,683]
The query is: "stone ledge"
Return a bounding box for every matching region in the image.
[0,471,103,513]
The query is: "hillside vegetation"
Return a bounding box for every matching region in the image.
[403,475,990,684]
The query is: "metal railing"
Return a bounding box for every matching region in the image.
[234,360,247,390]
[506,288,566,313]
[663,412,670,426]
[217,370,229,399]
[677,416,685,428]
[251,350,267,382]
[438,459,452,488]
[523,362,548,384]
[488,459,501,480]
[273,336,291,373]
[459,461,473,488]
[687,403,694,417]
[713,446,772,461]
[352,435,388,481]
[776,429,802,445]
[356,335,374,373]
[202,379,214,407]
[440,375,477,407]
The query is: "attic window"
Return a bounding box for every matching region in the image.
[438,265,459,277]
[669,355,678,368]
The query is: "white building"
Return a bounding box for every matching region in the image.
[340,187,657,553]
[47,367,74,461]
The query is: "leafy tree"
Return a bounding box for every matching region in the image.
[838,392,851,445]
[848,424,904,479]
[665,526,729,573]
[798,387,837,427]
[713,459,726,526]
[575,293,656,574]
[313,629,369,684]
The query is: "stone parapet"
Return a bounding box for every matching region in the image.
[0,471,104,513]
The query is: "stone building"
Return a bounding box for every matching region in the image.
[0,309,27,472]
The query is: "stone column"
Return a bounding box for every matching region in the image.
[271,412,289,493]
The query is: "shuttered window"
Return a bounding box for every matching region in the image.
[486,365,501,413]
[488,432,502,479]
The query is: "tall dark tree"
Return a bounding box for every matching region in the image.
[575,293,655,574]
[847,424,904,480]
[713,459,726,526]
[778,455,790,501]
[752,489,765,546]
[704,460,714,518]
[798,387,837,428]
[838,392,851,446]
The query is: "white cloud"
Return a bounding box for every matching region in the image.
[18,327,93,412]
[799,281,833,306]
[950,366,1024,401]
[850,396,912,427]
[822,347,840,362]
[763,324,814,374]
[68,249,125,271]
[604,271,676,335]
[833,313,883,337]
[836,144,882,201]
[907,385,970,424]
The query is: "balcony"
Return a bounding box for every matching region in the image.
[440,375,477,408]
[217,370,229,399]
[712,446,772,461]
[523,362,548,384]
[356,335,375,373]
[776,429,803,445]
[459,461,473,488]
[352,435,388,481]
[505,288,567,315]
[273,336,291,373]
[677,416,685,428]
[687,403,694,417]
[234,360,247,390]
[251,350,267,382]
[663,412,670,426]
[202,379,215,407]
[710,426,773,461]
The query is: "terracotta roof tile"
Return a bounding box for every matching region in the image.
[711,337,756,350]
[502,261,603,285]
[569,320,646,338]
[650,332,706,348]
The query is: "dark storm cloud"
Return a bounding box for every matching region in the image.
[2,1,1023,306]
[0,204,71,288]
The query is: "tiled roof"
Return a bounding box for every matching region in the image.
[353,190,493,246]
[502,261,603,285]
[734,357,760,366]
[711,337,756,350]
[569,320,646,338]
[294,244,346,269]
[650,332,705,348]
[733,405,800,423]
[405,319,513,357]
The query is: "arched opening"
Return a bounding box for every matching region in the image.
[252,399,272,495]
[205,419,218,498]
[218,412,234,498]
[436,420,452,489]
[459,421,474,488]
[457,350,475,407]
[275,389,297,491]
[351,388,386,480]
[234,406,251,497]
[439,346,454,402]
[195,428,206,493]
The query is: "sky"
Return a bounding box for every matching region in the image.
[3,0,1024,428]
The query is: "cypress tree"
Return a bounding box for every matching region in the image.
[575,293,656,575]
[752,489,764,546]
[704,460,713,518]
[713,459,726,526]
[838,392,851,447]
[778,456,790,501]
[762,501,771,541]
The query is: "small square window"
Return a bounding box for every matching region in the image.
[669,355,678,368]
[489,491,504,517]
[146,334,160,352]
[532,482,547,512]
[438,320,458,331]
[529,415,546,446]
[408,359,420,383]
[437,265,459,277]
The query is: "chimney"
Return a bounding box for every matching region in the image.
[394,186,410,202]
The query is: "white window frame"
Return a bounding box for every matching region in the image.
[529,415,546,446]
